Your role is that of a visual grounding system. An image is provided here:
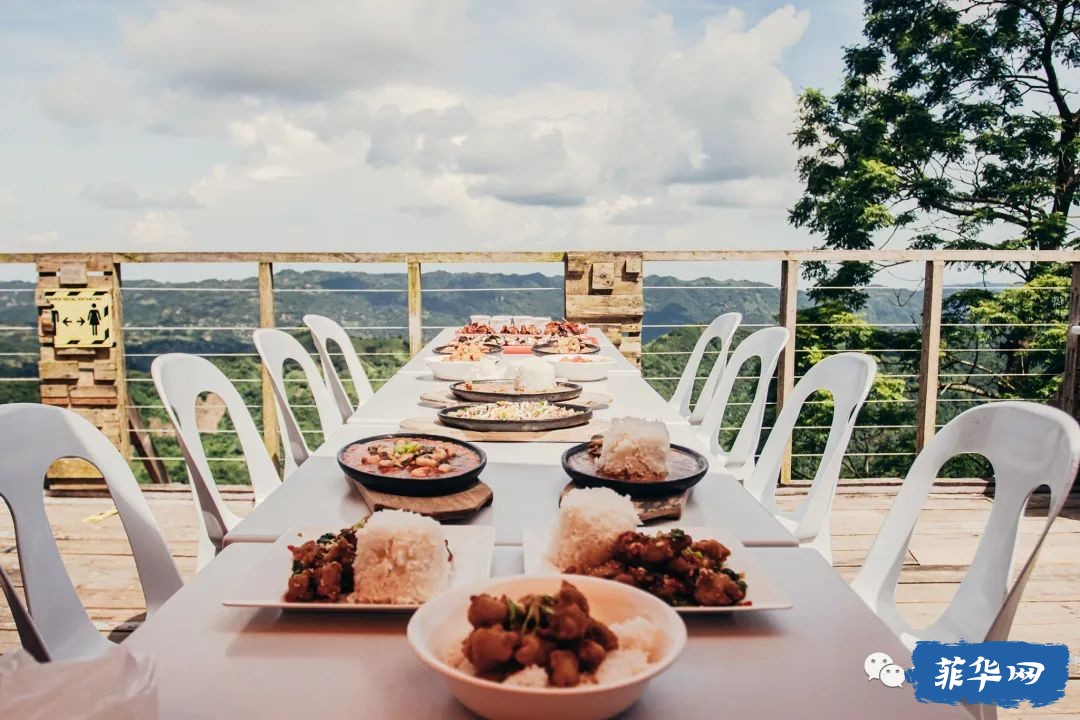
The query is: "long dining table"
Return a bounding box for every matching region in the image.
[127,329,969,719]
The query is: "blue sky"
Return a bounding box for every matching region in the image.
[0,0,882,282]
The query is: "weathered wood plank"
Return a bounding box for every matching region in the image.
[776,260,798,484]
[1061,262,1080,418]
[258,261,279,462]
[407,260,423,357]
[6,249,1080,265]
[916,260,943,449]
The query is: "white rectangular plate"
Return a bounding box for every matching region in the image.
[522,525,792,614]
[223,525,496,612]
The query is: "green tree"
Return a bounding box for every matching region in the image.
[791,0,1080,306]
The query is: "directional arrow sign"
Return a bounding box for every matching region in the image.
[42,290,115,348]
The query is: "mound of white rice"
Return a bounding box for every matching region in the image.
[546,487,638,570]
[502,665,549,688]
[596,417,670,481]
[351,510,450,604]
[595,649,651,686]
[470,357,504,381]
[609,616,659,656]
[514,358,557,392]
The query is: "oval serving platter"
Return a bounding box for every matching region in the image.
[449,380,584,404]
[433,343,502,355]
[337,433,487,497]
[560,441,709,498]
[532,341,600,356]
[437,402,593,433]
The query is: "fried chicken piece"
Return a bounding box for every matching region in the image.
[691,539,731,564]
[547,649,581,688]
[667,555,696,577]
[641,536,676,565]
[288,540,321,567]
[284,570,314,601]
[313,561,343,601]
[577,639,607,672]
[545,597,589,641]
[693,569,746,606]
[464,626,520,673]
[513,634,554,667]
[557,581,590,613]
[582,559,625,579]
[322,536,354,566]
[586,618,619,652]
[652,574,690,602]
[468,593,508,628]
[611,530,639,557]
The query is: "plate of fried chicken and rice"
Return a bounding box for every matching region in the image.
[222,510,496,612]
[521,486,792,614]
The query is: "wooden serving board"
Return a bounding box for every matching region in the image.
[560,482,689,522]
[355,480,493,522]
[419,390,612,410]
[400,417,609,443]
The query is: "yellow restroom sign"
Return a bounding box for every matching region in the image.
[43,289,115,347]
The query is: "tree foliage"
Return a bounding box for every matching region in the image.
[792,0,1080,305]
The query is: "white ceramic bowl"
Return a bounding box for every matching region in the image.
[544,354,616,382]
[407,574,687,720]
[425,356,503,382]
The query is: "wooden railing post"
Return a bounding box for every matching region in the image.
[563,252,644,365]
[407,260,423,357]
[777,260,799,484]
[258,262,279,463]
[1060,263,1080,419]
[35,254,128,485]
[916,260,944,450]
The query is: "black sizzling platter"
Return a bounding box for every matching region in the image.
[561,442,709,498]
[337,433,487,497]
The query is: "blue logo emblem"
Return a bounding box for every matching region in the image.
[907,641,1069,708]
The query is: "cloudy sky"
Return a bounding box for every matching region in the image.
[0,0,869,270]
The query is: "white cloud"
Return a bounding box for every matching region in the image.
[122,0,468,100]
[40,56,127,126]
[128,211,191,248]
[9,1,832,260]
[82,183,202,210]
[696,177,804,209]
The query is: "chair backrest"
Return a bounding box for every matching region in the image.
[0,404,182,661]
[303,314,374,421]
[668,313,741,420]
[152,353,280,563]
[253,328,343,472]
[851,402,1080,648]
[744,352,877,557]
[695,327,789,473]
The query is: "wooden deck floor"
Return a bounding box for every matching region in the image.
[1,484,1078,718]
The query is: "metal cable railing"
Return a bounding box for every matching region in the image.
[641,278,1069,480]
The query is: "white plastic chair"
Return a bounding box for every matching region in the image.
[152,353,282,568]
[694,327,789,480]
[852,402,1080,650]
[0,404,182,661]
[303,314,375,421]
[743,352,877,563]
[668,313,741,421]
[253,328,343,473]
